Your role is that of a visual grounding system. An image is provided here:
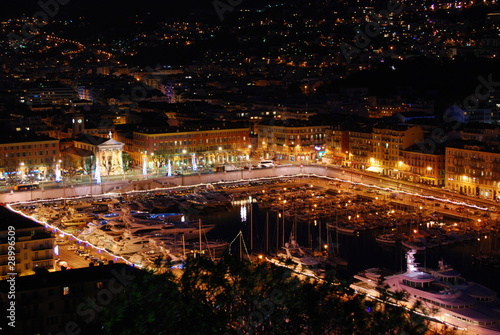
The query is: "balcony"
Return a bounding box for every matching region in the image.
[32,244,53,251]
[32,254,53,262]
[0,248,20,255]
[0,258,21,266]
[1,269,19,278]
[31,233,54,241]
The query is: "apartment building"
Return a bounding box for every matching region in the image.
[0,132,60,182]
[0,206,55,280]
[402,144,446,186]
[446,140,500,200]
[371,124,424,177]
[257,120,329,163]
[0,263,143,334]
[126,125,250,168]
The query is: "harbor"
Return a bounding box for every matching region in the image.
[8,174,500,292]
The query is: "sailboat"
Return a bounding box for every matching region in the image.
[267,233,326,280]
[325,228,348,267]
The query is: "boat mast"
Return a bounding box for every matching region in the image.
[198,219,203,254]
[336,210,340,255]
[182,234,186,259]
[282,201,285,249]
[265,211,269,254]
[276,211,279,254]
[318,219,321,252]
[250,196,253,252]
[239,230,243,260]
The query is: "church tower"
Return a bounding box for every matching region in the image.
[72,114,85,136]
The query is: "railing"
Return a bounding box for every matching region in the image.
[0,258,21,266]
[33,255,53,262]
[32,244,53,251]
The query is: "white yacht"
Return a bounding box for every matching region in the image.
[110,234,157,255]
[60,213,95,227]
[351,249,500,335]
[267,235,325,280]
[154,221,215,240]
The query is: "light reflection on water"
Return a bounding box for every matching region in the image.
[191,203,500,294]
[240,205,247,222]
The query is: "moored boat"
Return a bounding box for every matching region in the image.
[351,249,500,335]
[375,233,399,245]
[267,234,326,280]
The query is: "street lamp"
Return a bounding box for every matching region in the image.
[218,147,223,164]
[151,152,159,176]
[141,152,147,178]
[19,162,25,182]
[282,199,287,248]
[192,153,197,171]
[344,151,354,171]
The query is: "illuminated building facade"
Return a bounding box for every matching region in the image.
[371,125,424,177]
[257,121,328,162]
[127,126,250,169]
[0,206,55,280]
[446,141,500,200]
[323,125,349,166]
[402,145,446,186]
[347,126,373,170]
[0,133,60,182]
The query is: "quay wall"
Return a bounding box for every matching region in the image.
[0,165,362,203]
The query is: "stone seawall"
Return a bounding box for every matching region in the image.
[0,165,341,203]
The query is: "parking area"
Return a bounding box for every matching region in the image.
[54,241,122,270]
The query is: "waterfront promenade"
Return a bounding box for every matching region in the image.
[2,164,499,216]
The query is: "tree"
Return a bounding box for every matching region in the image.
[122,152,132,172]
[101,255,452,335]
[25,164,37,183]
[43,157,55,180]
[0,158,20,185]
[83,155,96,176]
[62,156,79,183]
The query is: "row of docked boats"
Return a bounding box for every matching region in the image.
[126,190,233,214]
[26,196,230,268]
[373,226,481,251]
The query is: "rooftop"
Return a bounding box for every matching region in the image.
[0,131,59,144]
[0,263,143,292]
[0,206,44,230]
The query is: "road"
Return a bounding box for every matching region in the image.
[54,240,124,271]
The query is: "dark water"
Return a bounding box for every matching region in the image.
[191,202,500,294]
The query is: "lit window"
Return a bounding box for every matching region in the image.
[63,287,69,295]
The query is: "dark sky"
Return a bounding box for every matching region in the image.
[0,0,216,20]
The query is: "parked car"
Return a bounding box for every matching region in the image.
[258,160,275,168]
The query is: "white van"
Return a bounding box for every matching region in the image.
[258,160,275,168]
